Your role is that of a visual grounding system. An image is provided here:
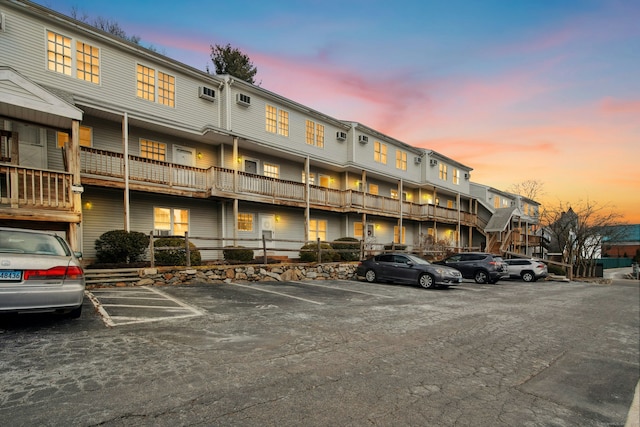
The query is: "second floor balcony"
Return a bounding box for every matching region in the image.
[80,147,478,226]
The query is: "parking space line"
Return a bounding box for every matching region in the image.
[86,286,204,327]
[232,283,324,305]
[293,281,395,298]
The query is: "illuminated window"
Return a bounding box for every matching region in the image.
[140,139,166,161]
[158,72,175,107]
[306,120,324,148]
[393,226,406,244]
[319,175,330,188]
[263,163,279,178]
[266,105,277,133]
[374,141,387,164]
[154,207,189,236]
[302,172,315,185]
[47,31,72,76]
[76,41,100,84]
[309,219,327,241]
[396,150,407,170]
[494,196,500,209]
[137,64,155,102]
[390,189,399,199]
[57,126,92,148]
[354,222,363,238]
[278,110,289,136]
[238,213,254,232]
[447,200,454,209]
[439,163,448,180]
[368,184,379,195]
[453,168,460,185]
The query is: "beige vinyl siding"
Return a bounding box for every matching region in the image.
[80,188,126,260]
[1,4,222,132]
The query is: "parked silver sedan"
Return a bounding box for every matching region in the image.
[0,227,85,318]
[356,253,463,288]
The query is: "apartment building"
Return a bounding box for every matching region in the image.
[0,0,541,262]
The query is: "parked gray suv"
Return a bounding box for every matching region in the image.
[434,252,507,284]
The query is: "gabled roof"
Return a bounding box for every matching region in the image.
[484,207,516,232]
[0,67,83,129]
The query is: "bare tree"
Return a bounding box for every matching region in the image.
[508,179,545,201]
[542,200,625,277]
[69,7,142,46]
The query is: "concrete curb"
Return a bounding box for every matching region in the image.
[626,380,640,427]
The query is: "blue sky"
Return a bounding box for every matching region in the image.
[34,0,640,222]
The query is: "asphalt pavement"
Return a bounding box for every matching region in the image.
[1,276,638,426]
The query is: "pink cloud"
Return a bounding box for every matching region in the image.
[600,97,640,115]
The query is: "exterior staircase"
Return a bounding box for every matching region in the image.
[84,268,141,287]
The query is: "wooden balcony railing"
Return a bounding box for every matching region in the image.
[80,147,478,226]
[0,164,73,210]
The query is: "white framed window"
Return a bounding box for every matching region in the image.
[393,226,406,244]
[439,163,448,181]
[396,150,407,171]
[137,64,175,107]
[140,139,166,161]
[305,120,325,148]
[154,207,189,236]
[374,141,387,164]
[57,126,92,148]
[354,222,363,238]
[238,213,254,232]
[453,168,460,185]
[263,163,279,178]
[309,219,327,241]
[302,172,315,185]
[266,104,289,136]
[47,30,100,84]
[368,183,379,195]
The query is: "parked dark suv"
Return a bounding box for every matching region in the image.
[434,252,507,284]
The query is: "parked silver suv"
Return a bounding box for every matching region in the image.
[504,259,548,282]
[434,252,507,284]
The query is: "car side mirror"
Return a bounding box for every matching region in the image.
[74,251,83,259]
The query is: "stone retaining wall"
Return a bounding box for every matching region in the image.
[92,263,360,288]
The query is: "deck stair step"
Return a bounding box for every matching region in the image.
[84,268,141,285]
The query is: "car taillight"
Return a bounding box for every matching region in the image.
[23,266,84,280]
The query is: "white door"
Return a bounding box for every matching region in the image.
[16,124,46,168]
[173,145,195,167]
[261,214,275,241]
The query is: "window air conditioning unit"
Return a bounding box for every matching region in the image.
[464,172,470,179]
[430,159,438,166]
[358,135,369,144]
[154,229,171,237]
[336,131,347,141]
[414,156,422,164]
[236,93,251,107]
[198,86,215,102]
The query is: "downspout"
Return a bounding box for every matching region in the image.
[399,179,403,244]
[305,156,310,240]
[123,112,130,232]
[457,193,461,249]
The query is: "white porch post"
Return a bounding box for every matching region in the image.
[123,112,130,232]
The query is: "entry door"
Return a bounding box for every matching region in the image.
[261,214,275,240]
[173,145,195,167]
[244,159,258,174]
[16,124,46,168]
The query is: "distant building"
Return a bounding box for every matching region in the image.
[602,224,640,260]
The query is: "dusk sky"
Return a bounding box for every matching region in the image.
[36,0,640,223]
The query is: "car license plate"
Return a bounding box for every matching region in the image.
[0,270,22,281]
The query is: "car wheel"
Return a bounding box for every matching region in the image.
[67,305,82,319]
[419,273,435,289]
[474,270,489,284]
[364,269,377,283]
[521,271,535,282]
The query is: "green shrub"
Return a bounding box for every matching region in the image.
[332,237,361,261]
[154,237,201,266]
[299,242,339,263]
[223,246,254,262]
[95,230,149,264]
[547,264,566,275]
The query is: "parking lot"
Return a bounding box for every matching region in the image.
[1,278,638,426]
